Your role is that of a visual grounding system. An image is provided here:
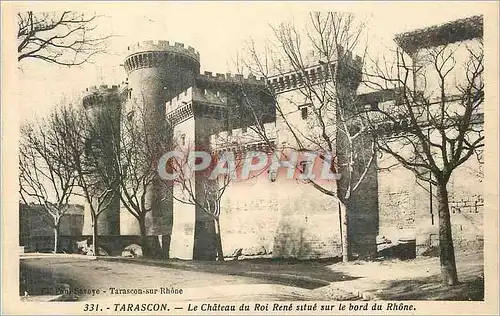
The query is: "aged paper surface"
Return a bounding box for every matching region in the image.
[2,1,499,315]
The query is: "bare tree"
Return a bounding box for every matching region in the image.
[365,32,484,284]
[57,104,118,256]
[17,11,110,65]
[19,115,77,253]
[112,100,171,257]
[165,141,242,262]
[239,12,374,261]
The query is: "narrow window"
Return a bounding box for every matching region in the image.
[126,110,134,122]
[301,106,308,120]
[299,161,310,174]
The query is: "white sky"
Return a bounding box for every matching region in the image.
[15,2,488,121]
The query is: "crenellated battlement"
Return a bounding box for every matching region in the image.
[84,84,121,94]
[266,63,334,94]
[337,45,363,70]
[196,71,266,85]
[165,86,231,126]
[165,87,194,114]
[83,84,121,108]
[266,47,363,94]
[124,40,200,74]
[127,40,200,61]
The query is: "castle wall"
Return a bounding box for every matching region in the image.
[82,199,120,237]
[346,158,379,258]
[378,150,484,252]
[445,155,483,246]
[169,186,196,259]
[120,207,140,235]
[169,117,197,259]
[82,85,121,236]
[412,38,482,99]
[192,116,228,260]
[168,107,225,260]
[80,24,483,261]
[376,35,484,253]
[219,170,342,259]
[267,53,378,259]
[167,81,277,260]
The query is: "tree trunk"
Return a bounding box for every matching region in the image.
[53,224,59,254]
[215,218,224,262]
[436,181,459,285]
[92,219,99,257]
[339,201,350,262]
[139,215,149,257]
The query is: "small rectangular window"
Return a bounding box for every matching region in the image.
[301,107,308,120]
[299,161,310,174]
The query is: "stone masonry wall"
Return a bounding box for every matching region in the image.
[378,151,484,251]
[220,170,342,259]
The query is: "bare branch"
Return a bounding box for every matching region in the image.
[17,11,112,66]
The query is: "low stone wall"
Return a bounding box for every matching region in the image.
[77,235,171,257]
[21,235,171,258]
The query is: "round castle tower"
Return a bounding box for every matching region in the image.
[82,85,122,237]
[124,40,200,110]
[123,41,200,237]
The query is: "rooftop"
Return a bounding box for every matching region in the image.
[395,15,483,54]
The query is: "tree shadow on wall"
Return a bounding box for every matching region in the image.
[273,222,319,260]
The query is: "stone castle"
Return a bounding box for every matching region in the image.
[81,15,484,260]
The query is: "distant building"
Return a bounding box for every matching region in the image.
[19,203,84,252]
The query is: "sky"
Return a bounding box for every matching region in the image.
[14,2,489,121]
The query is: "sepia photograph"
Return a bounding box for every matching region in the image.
[2,1,498,315]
